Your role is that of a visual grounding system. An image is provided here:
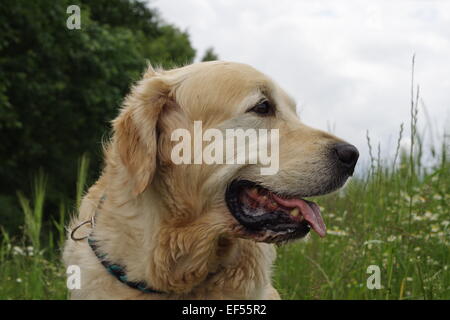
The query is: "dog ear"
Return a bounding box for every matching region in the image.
[112,72,170,195]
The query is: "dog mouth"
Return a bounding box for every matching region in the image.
[225,180,327,243]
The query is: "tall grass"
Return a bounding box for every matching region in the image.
[0,154,90,299]
[274,57,449,300]
[274,147,448,299]
[0,59,448,299]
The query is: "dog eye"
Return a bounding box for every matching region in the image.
[248,100,274,116]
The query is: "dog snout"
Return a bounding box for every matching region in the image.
[333,143,359,175]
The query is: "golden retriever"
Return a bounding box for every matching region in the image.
[63,61,358,299]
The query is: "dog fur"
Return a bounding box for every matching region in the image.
[63,61,349,299]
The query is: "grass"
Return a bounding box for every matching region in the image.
[275,57,449,299]
[274,149,449,299]
[0,59,448,300]
[0,154,91,300]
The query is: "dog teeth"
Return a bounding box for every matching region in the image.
[290,208,300,217]
[266,201,278,211]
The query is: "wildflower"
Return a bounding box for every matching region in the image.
[387,235,397,242]
[431,224,440,233]
[400,191,410,201]
[432,194,442,200]
[363,240,383,250]
[412,195,425,205]
[424,212,438,221]
[426,256,439,266]
[27,246,34,256]
[16,278,22,283]
[12,246,25,256]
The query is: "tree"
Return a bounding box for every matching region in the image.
[80,0,196,68]
[201,47,219,62]
[0,0,196,231]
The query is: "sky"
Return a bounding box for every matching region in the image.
[152,0,450,170]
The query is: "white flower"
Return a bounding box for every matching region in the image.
[424,212,439,221]
[364,240,383,246]
[387,235,397,242]
[431,224,440,233]
[363,240,383,250]
[12,246,25,256]
[26,246,34,256]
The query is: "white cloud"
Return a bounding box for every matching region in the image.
[152,0,450,170]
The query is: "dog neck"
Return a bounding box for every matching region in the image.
[90,175,274,298]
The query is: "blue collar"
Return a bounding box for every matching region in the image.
[71,194,164,295]
[87,237,164,294]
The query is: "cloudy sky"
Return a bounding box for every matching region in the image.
[152,0,449,169]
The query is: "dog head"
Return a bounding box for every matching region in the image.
[111,61,359,243]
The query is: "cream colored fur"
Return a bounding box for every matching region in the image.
[63,61,344,299]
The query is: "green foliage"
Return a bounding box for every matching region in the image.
[0,134,448,299]
[274,60,449,299]
[0,0,196,232]
[274,152,449,300]
[0,154,91,299]
[17,171,47,252]
[0,4,446,300]
[79,0,196,68]
[75,153,90,209]
[143,25,196,68]
[201,47,219,62]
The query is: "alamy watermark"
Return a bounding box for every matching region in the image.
[170,121,279,175]
[366,265,382,290]
[66,265,81,289]
[66,5,81,30]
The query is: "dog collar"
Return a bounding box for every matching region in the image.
[71,195,164,295]
[87,237,164,294]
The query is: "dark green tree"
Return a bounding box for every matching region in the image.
[201,47,219,61]
[0,0,196,231]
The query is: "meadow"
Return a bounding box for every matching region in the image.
[0,77,448,300]
[275,142,449,299]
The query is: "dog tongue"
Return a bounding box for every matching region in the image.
[272,194,327,237]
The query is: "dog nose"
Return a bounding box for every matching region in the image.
[333,143,359,173]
